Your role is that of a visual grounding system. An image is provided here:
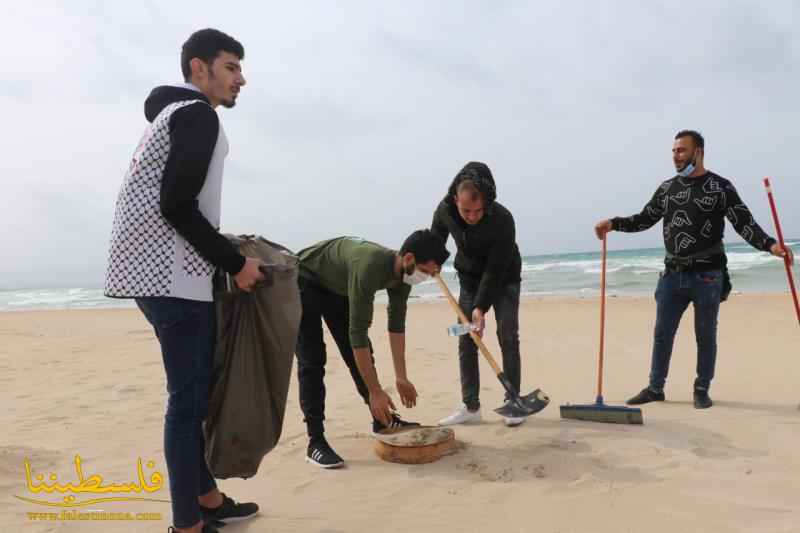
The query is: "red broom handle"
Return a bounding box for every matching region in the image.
[763,177,800,326]
[597,233,607,400]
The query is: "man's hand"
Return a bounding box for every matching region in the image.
[594,219,613,240]
[770,243,795,266]
[395,377,418,408]
[368,388,396,427]
[472,308,485,337]
[234,257,265,293]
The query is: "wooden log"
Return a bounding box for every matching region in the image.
[373,426,457,464]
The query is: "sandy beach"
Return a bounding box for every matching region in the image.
[2,293,800,533]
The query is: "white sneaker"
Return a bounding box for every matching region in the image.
[438,405,482,426]
[503,416,525,427]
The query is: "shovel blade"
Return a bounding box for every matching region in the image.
[493,388,550,418]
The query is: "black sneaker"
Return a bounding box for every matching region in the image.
[371,413,421,435]
[168,523,219,533]
[626,387,665,405]
[693,390,713,409]
[199,493,259,526]
[306,437,345,469]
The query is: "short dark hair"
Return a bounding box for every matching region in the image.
[400,230,450,266]
[449,161,497,206]
[675,129,705,149]
[456,179,484,203]
[181,29,244,82]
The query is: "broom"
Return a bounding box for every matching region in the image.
[560,233,643,424]
[763,178,800,325]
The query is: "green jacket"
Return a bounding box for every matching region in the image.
[297,237,411,348]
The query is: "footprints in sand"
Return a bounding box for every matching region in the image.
[460,459,515,482]
[525,464,547,478]
[448,436,657,487]
[544,438,592,453]
[458,458,547,482]
[126,328,154,337]
[0,445,62,491]
[114,384,145,398]
[646,421,765,460]
[688,435,761,460]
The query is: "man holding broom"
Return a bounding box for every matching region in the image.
[594,130,793,409]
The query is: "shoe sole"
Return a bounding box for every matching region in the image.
[371,424,422,437]
[305,456,345,469]
[437,418,482,426]
[625,398,665,406]
[370,429,418,437]
[217,511,260,524]
[503,419,525,427]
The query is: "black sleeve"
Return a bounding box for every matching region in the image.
[159,103,245,275]
[474,212,516,312]
[430,202,450,244]
[723,183,776,252]
[611,183,667,233]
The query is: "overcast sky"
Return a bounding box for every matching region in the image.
[2,1,799,289]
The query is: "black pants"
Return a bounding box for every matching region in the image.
[296,277,374,438]
[458,282,521,411]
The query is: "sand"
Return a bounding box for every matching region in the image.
[2,294,800,532]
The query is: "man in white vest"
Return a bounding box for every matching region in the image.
[105,29,262,533]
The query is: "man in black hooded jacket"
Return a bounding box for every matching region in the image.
[431,162,526,427]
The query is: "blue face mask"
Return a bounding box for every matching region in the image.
[676,149,699,177]
[677,161,695,177]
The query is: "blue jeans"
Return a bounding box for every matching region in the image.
[457,282,521,411]
[135,297,217,529]
[649,269,722,394]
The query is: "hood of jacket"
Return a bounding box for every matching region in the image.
[144,84,210,122]
[443,161,497,208]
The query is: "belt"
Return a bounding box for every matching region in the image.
[664,241,725,272]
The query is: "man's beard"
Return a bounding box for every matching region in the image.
[675,149,697,171]
[209,69,237,108]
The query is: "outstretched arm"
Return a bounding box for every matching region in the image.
[389,332,417,408]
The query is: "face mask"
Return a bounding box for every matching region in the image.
[677,161,695,178]
[676,150,698,177]
[403,269,429,286]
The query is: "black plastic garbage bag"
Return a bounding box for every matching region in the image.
[204,235,300,479]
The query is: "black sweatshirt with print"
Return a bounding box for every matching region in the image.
[611,172,775,268]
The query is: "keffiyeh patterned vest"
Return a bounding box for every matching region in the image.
[104,100,228,301]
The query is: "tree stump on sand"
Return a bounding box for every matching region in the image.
[373,426,457,464]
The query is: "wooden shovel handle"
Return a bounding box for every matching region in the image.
[433,272,503,376]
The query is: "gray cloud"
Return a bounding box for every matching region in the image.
[2,1,799,289]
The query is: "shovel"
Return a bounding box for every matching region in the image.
[432,272,549,418]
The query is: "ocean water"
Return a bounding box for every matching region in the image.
[1,241,796,312]
[412,240,800,301]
